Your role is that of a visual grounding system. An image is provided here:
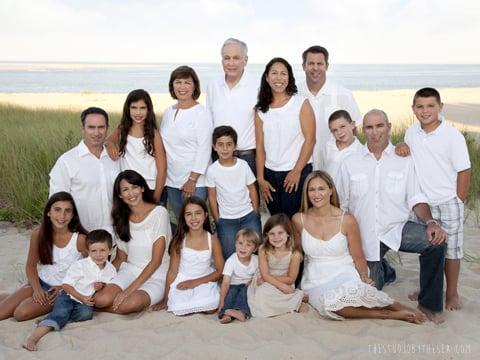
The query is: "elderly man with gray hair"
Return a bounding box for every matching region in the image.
[337,109,447,324]
[206,38,259,174]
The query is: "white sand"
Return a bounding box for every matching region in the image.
[0,218,479,359]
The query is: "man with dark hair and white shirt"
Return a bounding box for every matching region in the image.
[49,107,120,235]
[337,109,447,324]
[206,38,258,174]
[299,45,361,170]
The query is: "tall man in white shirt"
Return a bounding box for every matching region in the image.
[338,109,447,323]
[49,107,120,235]
[206,38,258,174]
[299,46,362,170]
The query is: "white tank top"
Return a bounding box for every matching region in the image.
[37,232,83,286]
[120,135,157,189]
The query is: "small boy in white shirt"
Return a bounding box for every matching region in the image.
[219,228,259,323]
[397,87,471,311]
[206,126,262,260]
[23,230,116,351]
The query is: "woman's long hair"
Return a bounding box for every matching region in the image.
[111,170,155,242]
[169,196,212,255]
[254,57,297,113]
[119,89,157,157]
[300,171,340,213]
[38,192,87,264]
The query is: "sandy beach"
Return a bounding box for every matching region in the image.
[0,87,479,134]
[0,217,479,360]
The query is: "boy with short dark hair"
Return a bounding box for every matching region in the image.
[401,87,471,310]
[206,126,262,260]
[23,230,116,351]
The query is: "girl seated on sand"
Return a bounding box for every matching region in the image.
[247,214,308,317]
[0,192,87,322]
[152,196,224,315]
[292,171,427,323]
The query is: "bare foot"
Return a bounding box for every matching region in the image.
[446,294,462,310]
[225,309,246,322]
[302,293,309,303]
[418,305,445,324]
[412,309,427,324]
[408,290,419,301]
[298,302,309,313]
[34,316,45,325]
[220,315,232,324]
[22,337,38,351]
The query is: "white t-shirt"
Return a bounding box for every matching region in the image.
[205,159,256,219]
[62,257,117,303]
[160,104,212,188]
[405,121,471,205]
[120,135,157,190]
[318,137,363,185]
[223,253,258,285]
[299,79,361,170]
[116,206,171,280]
[257,94,312,171]
[49,141,120,235]
[206,72,258,151]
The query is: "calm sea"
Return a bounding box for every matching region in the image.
[0,62,479,93]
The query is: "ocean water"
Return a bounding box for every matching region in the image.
[0,62,479,93]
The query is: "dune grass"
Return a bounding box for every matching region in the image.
[0,104,478,224]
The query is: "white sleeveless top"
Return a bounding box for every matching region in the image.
[257,94,312,171]
[178,232,214,278]
[120,135,157,189]
[37,232,83,286]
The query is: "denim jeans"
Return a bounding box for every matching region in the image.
[367,221,446,312]
[264,164,312,218]
[38,291,93,331]
[218,284,251,318]
[166,186,208,222]
[216,210,262,260]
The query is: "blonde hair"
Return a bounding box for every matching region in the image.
[262,214,296,254]
[300,171,340,213]
[236,228,260,247]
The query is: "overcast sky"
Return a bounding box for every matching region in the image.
[1,0,479,64]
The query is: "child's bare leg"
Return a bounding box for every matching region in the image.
[445,258,461,310]
[335,305,422,324]
[225,309,246,322]
[0,285,34,320]
[22,326,52,351]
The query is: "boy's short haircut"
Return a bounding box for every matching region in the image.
[413,87,442,105]
[328,109,353,124]
[236,228,260,247]
[212,125,238,145]
[86,229,113,249]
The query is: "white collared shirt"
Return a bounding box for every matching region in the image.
[337,143,427,261]
[318,137,363,185]
[299,79,361,170]
[49,141,120,235]
[405,121,471,205]
[62,257,117,302]
[206,72,258,151]
[160,104,212,188]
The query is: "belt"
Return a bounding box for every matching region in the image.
[234,149,256,157]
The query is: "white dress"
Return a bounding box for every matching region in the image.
[300,213,393,320]
[167,232,220,315]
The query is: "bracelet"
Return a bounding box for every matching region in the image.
[426,219,439,226]
[188,176,197,183]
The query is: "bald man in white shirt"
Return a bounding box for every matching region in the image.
[299,45,362,170]
[49,107,120,235]
[338,109,447,323]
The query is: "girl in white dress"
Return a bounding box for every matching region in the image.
[152,196,224,315]
[247,213,308,317]
[0,192,87,321]
[292,171,426,323]
[105,89,167,203]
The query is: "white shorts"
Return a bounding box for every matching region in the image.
[109,263,165,305]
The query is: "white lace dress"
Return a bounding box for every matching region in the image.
[167,232,220,315]
[300,214,393,320]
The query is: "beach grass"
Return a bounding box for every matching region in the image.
[0,104,478,224]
